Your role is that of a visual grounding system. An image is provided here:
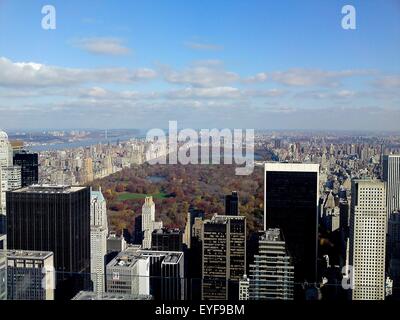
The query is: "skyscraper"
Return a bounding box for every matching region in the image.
[225,191,239,216]
[202,214,246,300]
[13,151,39,187]
[90,189,108,295]
[6,185,91,300]
[151,228,183,251]
[349,179,386,300]
[141,196,162,249]
[388,211,400,299]
[7,250,54,300]
[0,130,12,168]
[106,248,150,297]
[383,155,400,218]
[0,234,6,300]
[183,208,204,249]
[247,228,294,300]
[0,130,19,233]
[264,163,319,284]
[183,207,205,300]
[137,249,185,300]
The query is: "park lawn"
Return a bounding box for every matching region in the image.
[117,192,168,201]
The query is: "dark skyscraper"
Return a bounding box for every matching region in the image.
[6,185,91,300]
[152,228,183,251]
[225,191,239,216]
[264,163,319,284]
[202,214,246,300]
[13,152,38,187]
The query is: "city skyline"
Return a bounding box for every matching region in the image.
[0,0,399,130]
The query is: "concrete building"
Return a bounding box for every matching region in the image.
[183,208,204,249]
[247,229,294,300]
[90,189,108,295]
[321,191,340,232]
[349,179,387,300]
[238,275,249,300]
[383,155,400,218]
[0,130,13,216]
[106,249,150,297]
[137,248,185,300]
[72,290,152,300]
[7,250,54,300]
[141,196,163,249]
[202,214,246,300]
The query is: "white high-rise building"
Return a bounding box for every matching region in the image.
[383,155,400,218]
[141,196,162,249]
[90,189,108,294]
[0,130,12,168]
[0,130,20,236]
[0,130,13,217]
[349,179,387,300]
[106,248,150,297]
[247,228,294,300]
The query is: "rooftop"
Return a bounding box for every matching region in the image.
[7,250,53,260]
[261,228,283,242]
[206,214,246,224]
[12,184,87,194]
[152,228,181,235]
[264,162,320,173]
[107,250,149,269]
[72,291,152,300]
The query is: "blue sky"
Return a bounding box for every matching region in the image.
[0,0,399,130]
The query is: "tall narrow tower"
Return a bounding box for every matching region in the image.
[141,196,162,249]
[264,162,319,284]
[383,155,400,218]
[349,179,387,300]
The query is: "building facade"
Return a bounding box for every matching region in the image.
[225,191,239,216]
[6,185,91,300]
[202,214,246,300]
[0,234,6,300]
[151,228,183,251]
[7,250,54,300]
[141,196,163,249]
[106,248,150,297]
[13,152,39,187]
[383,155,400,218]
[90,189,108,295]
[248,229,294,300]
[349,179,387,300]
[264,162,319,284]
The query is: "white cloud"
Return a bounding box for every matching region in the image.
[373,75,400,88]
[166,86,241,99]
[73,37,131,55]
[243,72,268,83]
[270,68,370,87]
[162,62,240,87]
[184,41,223,51]
[0,57,157,87]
